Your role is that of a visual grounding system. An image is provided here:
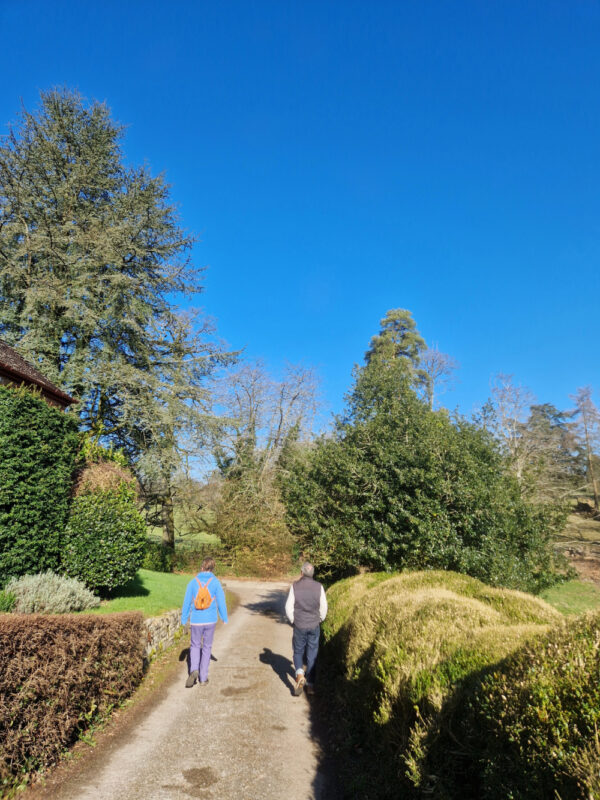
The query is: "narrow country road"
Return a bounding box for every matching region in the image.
[43,580,338,800]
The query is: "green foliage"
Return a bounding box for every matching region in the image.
[4,571,99,613]
[282,313,566,591]
[0,591,15,613]
[428,613,600,799]
[0,385,79,585]
[283,386,566,590]
[142,540,175,573]
[62,483,146,594]
[0,88,234,544]
[320,571,560,799]
[79,431,128,468]
[215,469,293,577]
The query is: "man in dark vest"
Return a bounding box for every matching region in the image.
[285,561,328,696]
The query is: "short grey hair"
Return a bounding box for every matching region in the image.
[301,561,314,578]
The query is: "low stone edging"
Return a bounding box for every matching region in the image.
[143,609,185,664]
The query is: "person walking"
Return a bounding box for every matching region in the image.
[181,556,228,688]
[285,561,328,696]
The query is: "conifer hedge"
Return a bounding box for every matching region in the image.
[0,386,79,586]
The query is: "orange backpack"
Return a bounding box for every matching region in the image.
[193,576,214,610]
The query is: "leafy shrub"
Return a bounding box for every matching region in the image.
[0,385,79,585]
[282,382,566,591]
[0,590,15,613]
[429,612,600,800]
[4,571,99,613]
[171,543,223,573]
[142,540,175,573]
[62,482,146,594]
[320,570,560,799]
[216,471,293,577]
[0,612,144,789]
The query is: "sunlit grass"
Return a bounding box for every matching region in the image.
[541,579,600,615]
[556,513,600,543]
[85,568,233,617]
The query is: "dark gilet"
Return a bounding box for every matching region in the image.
[293,575,322,630]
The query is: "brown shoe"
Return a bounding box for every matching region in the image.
[293,673,306,696]
[305,683,315,696]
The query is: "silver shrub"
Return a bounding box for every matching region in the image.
[5,571,101,613]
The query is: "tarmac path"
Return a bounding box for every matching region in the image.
[44,579,338,800]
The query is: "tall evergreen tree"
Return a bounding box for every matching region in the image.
[0,89,231,543]
[282,310,566,590]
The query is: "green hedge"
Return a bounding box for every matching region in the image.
[429,612,600,799]
[62,484,147,594]
[0,386,79,586]
[320,571,561,798]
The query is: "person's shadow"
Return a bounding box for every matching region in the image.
[259,647,295,695]
[179,647,217,671]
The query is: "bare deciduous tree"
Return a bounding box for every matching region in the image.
[420,346,459,409]
[572,387,600,513]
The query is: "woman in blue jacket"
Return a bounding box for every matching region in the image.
[181,556,228,687]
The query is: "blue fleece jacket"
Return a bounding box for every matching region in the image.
[181,572,228,625]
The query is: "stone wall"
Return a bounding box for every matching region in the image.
[143,609,185,663]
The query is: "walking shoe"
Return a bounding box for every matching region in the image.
[305,683,315,696]
[293,673,306,696]
[198,679,209,686]
[185,670,198,688]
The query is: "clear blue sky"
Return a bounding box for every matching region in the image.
[2,1,599,421]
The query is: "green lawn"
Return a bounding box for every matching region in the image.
[87,568,231,617]
[541,579,600,616]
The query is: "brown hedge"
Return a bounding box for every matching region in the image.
[0,612,145,784]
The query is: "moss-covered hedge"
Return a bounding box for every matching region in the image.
[0,386,79,586]
[320,570,562,798]
[0,612,144,789]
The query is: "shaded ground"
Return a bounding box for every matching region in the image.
[24,580,339,800]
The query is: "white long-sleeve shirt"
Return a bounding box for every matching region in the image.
[285,583,328,625]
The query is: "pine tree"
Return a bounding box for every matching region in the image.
[0,89,232,544]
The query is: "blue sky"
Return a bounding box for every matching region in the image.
[2,1,599,422]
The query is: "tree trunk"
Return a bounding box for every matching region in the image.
[582,411,600,513]
[162,489,176,550]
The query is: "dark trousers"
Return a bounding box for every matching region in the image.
[292,625,320,684]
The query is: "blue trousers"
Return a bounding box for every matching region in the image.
[292,625,320,684]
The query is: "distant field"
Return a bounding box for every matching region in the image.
[146,529,221,548]
[541,579,600,615]
[145,507,220,548]
[557,513,600,544]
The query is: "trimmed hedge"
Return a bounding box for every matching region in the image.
[142,540,176,573]
[62,483,147,594]
[320,571,561,798]
[428,612,600,799]
[0,612,144,787]
[0,386,79,586]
